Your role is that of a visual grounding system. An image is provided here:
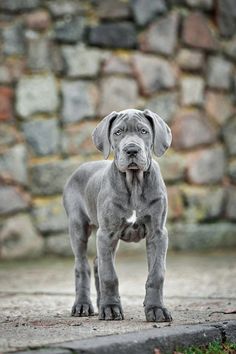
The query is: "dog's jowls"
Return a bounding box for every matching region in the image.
[63,109,172,322]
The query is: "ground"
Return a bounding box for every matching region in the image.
[0,251,236,353]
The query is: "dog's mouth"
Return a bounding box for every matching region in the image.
[128,162,139,169]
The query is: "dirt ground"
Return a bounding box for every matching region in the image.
[0,251,236,352]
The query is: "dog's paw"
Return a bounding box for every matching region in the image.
[99,304,124,321]
[145,306,172,322]
[71,302,94,317]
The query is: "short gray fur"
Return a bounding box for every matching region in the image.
[63,109,172,322]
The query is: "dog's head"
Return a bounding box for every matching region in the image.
[92,109,172,172]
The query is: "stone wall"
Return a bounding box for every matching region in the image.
[0,0,236,259]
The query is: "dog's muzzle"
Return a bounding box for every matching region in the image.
[115,141,148,171]
[123,143,141,169]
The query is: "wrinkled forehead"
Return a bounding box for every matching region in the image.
[112,109,151,129]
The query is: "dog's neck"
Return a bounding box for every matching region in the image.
[111,162,152,209]
[125,170,144,209]
[125,169,143,191]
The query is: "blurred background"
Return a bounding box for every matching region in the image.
[0,0,236,260]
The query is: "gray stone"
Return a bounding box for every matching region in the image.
[16,74,59,118]
[228,159,236,183]
[222,116,236,156]
[53,324,221,354]
[46,0,82,17]
[146,92,178,124]
[22,118,60,156]
[133,54,176,96]
[61,44,107,78]
[0,125,22,147]
[53,17,85,43]
[0,145,28,185]
[96,0,131,20]
[102,55,133,75]
[45,233,73,256]
[0,185,29,215]
[12,349,71,354]
[205,91,233,126]
[222,37,236,60]
[1,57,26,84]
[25,10,51,31]
[98,77,138,117]
[180,77,204,107]
[177,49,204,71]
[89,22,137,49]
[140,13,179,56]
[169,222,236,250]
[26,32,52,72]
[0,0,40,11]
[225,187,236,221]
[2,22,25,56]
[30,159,78,196]
[33,197,67,233]
[0,214,43,260]
[184,0,213,9]
[0,13,13,22]
[50,44,64,74]
[181,76,204,106]
[181,186,225,222]
[172,111,217,150]
[223,322,236,343]
[217,0,236,37]
[233,75,236,101]
[186,146,225,184]
[0,65,11,84]
[167,186,184,221]
[25,32,63,73]
[157,150,186,182]
[182,12,218,50]
[131,0,167,26]
[61,121,98,156]
[207,56,233,90]
[62,80,98,124]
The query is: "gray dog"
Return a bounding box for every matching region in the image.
[63,108,172,322]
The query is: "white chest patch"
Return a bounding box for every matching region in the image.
[126,210,137,224]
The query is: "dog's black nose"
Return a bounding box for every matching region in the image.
[124,144,140,157]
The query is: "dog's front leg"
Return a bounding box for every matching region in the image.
[69,218,94,317]
[144,227,172,322]
[96,228,124,320]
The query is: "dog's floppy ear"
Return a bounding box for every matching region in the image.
[92,111,118,159]
[144,109,172,157]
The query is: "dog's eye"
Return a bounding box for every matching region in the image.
[141,128,148,134]
[114,129,122,136]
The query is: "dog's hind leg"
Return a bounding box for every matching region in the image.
[69,213,94,317]
[93,256,100,308]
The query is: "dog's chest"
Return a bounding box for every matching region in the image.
[122,188,149,224]
[122,174,151,221]
[126,210,137,223]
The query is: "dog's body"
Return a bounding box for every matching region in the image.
[63,109,172,322]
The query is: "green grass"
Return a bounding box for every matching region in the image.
[181,341,236,354]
